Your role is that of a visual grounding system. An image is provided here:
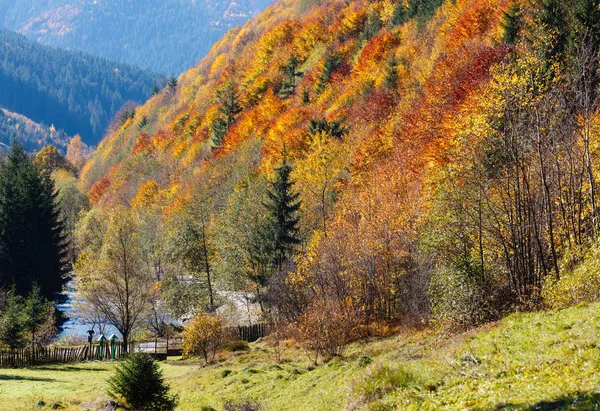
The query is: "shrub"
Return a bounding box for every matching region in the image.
[183,314,224,364]
[296,297,359,364]
[223,340,249,352]
[429,263,499,331]
[107,353,178,411]
[352,363,418,404]
[358,356,373,367]
[544,244,600,309]
[223,399,262,411]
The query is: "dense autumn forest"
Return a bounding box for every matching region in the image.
[65,0,598,337]
[4,0,600,409]
[77,0,600,333]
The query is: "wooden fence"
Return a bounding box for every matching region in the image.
[237,323,267,342]
[0,324,268,368]
[0,346,88,368]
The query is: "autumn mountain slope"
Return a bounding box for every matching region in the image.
[0,0,273,74]
[82,0,505,212]
[79,0,600,388]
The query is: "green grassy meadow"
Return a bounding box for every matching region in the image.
[2,303,600,410]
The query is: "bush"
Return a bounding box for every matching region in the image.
[223,340,249,352]
[429,263,499,331]
[223,399,262,411]
[296,297,359,364]
[544,244,600,309]
[352,363,418,404]
[183,314,224,364]
[108,353,178,411]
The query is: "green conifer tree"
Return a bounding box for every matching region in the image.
[384,56,400,91]
[0,144,67,301]
[279,56,303,100]
[361,10,382,42]
[168,76,178,92]
[392,2,407,25]
[315,54,342,94]
[211,81,241,148]
[502,4,522,44]
[23,283,53,357]
[0,290,25,351]
[261,152,302,271]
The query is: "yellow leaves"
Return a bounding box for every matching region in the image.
[130,180,161,209]
[210,54,228,79]
[293,131,349,233]
[379,0,396,27]
[255,21,298,67]
[292,21,325,61]
[340,5,367,37]
[227,89,286,153]
[182,314,224,362]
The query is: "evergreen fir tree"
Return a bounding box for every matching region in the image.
[139,115,149,130]
[392,2,407,25]
[301,88,311,105]
[168,76,178,92]
[573,0,600,49]
[361,10,382,42]
[279,56,303,100]
[315,54,342,94]
[308,118,348,139]
[211,81,241,148]
[108,353,178,410]
[0,289,25,350]
[261,151,302,270]
[502,3,522,45]
[0,144,67,301]
[384,56,400,91]
[539,0,569,63]
[23,283,53,355]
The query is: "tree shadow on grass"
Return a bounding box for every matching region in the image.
[0,374,56,382]
[484,392,600,410]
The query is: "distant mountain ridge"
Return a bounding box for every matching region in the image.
[0,0,273,74]
[0,108,71,153]
[0,29,157,146]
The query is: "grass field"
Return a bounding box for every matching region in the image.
[2,303,600,410]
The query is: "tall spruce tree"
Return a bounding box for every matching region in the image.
[261,152,302,271]
[211,81,241,148]
[502,3,522,45]
[0,144,67,301]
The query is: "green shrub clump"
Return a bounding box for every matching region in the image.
[223,398,262,411]
[108,353,178,410]
[544,245,600,309]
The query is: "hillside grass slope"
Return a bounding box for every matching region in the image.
[2,303,600,410]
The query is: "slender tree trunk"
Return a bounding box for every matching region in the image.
[201,222,215,311]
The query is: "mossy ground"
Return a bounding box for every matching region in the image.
[1,303,600,410]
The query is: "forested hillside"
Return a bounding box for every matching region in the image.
[79,0,600,337]
[0,109,72,152]
[0,29,157,146]
[0,0,272,74]
[59,2,600,408]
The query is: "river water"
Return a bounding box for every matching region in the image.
[56,283,120,340]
